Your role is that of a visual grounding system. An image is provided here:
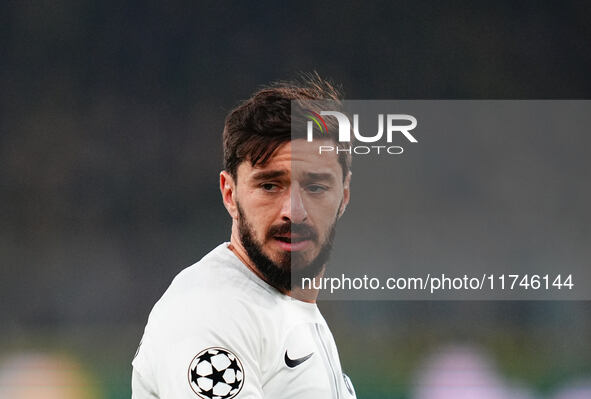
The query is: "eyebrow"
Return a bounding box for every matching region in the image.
[251,170,288,181]
[302,172,336,183]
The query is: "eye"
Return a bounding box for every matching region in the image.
[306,184,328,194]
[261,183,279,192]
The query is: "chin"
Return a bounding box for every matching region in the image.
[290,252,318,270]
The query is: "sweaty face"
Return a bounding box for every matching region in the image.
[234,139,349,292]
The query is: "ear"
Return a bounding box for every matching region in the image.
[338,171,352,218]
[220,170,238,219]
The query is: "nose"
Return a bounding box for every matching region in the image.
[280,185,308,224]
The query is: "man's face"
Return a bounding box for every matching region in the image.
[232,139,350,291]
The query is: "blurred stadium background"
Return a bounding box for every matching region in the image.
[1,1,590,398]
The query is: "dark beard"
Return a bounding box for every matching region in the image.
[237,202,337,292]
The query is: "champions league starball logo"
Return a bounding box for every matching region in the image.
[188,347,244,399]
[303,108,418,155]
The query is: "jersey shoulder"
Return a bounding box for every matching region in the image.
[132,244,285,398]
[148,243,283,340]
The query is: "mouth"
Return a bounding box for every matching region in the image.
[273,234,313,252]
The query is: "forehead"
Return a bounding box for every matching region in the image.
[238,139,343,181]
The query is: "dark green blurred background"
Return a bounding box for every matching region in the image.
[1,1,590,398]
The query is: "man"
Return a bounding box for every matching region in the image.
[132,76,356,398]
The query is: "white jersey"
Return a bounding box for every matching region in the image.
[132,243,356,399]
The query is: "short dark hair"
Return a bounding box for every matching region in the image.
[222,74,351,181]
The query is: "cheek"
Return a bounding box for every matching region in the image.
[243,194,284,223]
[306,196,341,219]
[242,187,281,208]
[242,206,275,238]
